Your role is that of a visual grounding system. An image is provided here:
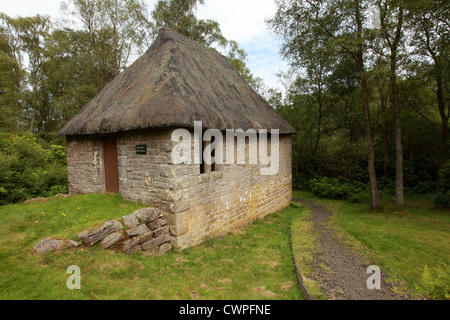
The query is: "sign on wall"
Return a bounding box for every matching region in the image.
[136,145,147,155]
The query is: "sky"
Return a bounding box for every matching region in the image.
[1,0,289,91]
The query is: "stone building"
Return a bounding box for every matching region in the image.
[58,28,296,250]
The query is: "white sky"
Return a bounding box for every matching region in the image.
[1,0,288,90]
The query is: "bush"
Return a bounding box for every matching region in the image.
[432,193,450,210]
[309,177,368,202]
[48,144,67,166]
[0,133,68,204]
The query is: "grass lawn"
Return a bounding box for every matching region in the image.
[293,191,450,300]
[290,205,327,299]
[0,194,305,300]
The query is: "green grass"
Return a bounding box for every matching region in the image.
[290,205,327,299]
[0,194,305,300]
[293,190,450,300]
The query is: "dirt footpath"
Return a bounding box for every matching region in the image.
[295,198,410,300]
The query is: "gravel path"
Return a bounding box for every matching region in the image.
[294,198,410,300]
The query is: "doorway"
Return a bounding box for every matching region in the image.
[103,136,119,193]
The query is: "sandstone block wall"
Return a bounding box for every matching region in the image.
[66,136,105,194]
[66,129,292,250]
[117,129,176,205]
[169,134,292,249]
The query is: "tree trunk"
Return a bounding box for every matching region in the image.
[314,91,323,156]
[362,74,380,209]
[355,0,379,209]
[391,74,404,206]
[388,0,405,207]
[378,82,390,178]
[436,76,448,191]
[30,85,37,134]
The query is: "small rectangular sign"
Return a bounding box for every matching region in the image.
[136,144,147,155]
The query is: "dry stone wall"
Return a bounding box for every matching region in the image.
[78,207,172,255]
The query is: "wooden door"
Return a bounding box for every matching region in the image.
[104,136,119,193]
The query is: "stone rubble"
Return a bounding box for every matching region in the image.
[87,207,172,255]
[33,207,172,256]
[33,237,79,254]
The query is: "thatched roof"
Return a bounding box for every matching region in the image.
[58,28,296,136]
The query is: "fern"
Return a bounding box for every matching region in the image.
[415,264,450,300]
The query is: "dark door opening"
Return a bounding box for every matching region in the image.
[104,136,119,193]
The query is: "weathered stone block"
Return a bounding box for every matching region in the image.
[78,220,123,246]
[197,174,210,184]
[147,218,167,230]
[125,245,142,254]
[123,239,133,252]
[153,180,169,189]
[153,226,169,238]
[141,239,156,251]
[154,233,170,247]
[160,166,177,178]
[144,177,152,186]
[118,156,127,167]
[169,200,190,214]
[100,232,124,249]
[165,212,176,225]
[210,171,223,181]
[159,243,172,254]
[135,231,153,244]
[165,189,182,202]
[169,224,188,237]
[33,238,79,254]
[160,141,174,153]
[173,178,189,189]
[126,224,151,237]
[123,213,139,228]
[133,208,157,224]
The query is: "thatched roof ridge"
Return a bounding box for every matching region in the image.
[58,28,296,136]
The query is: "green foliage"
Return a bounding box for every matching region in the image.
[290,201,302,208]
[268,0,449,207]
[309,177,368,202]
[0,19,24,132]
[438,161,450,192]
[151,0,226,47]
[48,144,67,166]
[432,193,450,210]
[0,132,67,204]
[415,264,450,300]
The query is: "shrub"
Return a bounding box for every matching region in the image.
[309,177,368,202]
[290,201,302,208]
[48,144,67,166]
[0,133,68,204]
[432,193,450,210]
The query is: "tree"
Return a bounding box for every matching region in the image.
[268,0,381,209]
[151,0,226,47]
[61,0,152,81]
[43,28,114,127]
[0,14,52,133]
[226,40,264,92]
[407,0,449,191]
[376,0,406,206]
[0,19,24,132]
